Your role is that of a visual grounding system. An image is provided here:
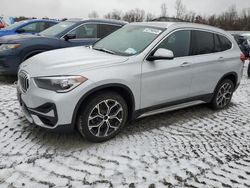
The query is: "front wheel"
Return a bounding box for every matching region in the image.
[211,79,234,110]
[76,92,128,142]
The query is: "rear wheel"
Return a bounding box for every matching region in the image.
[76,92,128,142]
[211,79,234,110]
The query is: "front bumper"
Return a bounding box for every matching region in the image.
[17,90,74,132]
[16,75,94,132]
[17,90,58,127]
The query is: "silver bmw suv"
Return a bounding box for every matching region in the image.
[17,22,244,142]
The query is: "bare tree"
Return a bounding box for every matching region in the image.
[123,9,145,22]
[161,3,167,17]
[175,0,186,19]
[216,4,239,30]
[194,15,204,23]
[207,14,217,26]
[146,13,155,21]
[183,11,196,22]
[88,11,99,19]
[105,9,122,20]
[240,8,250,30]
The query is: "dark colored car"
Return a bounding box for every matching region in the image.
[0,19,59,37]
[232,34,249,58]
[0,21,4,29]
[0,19,126,75]
[0,17,4,29]
[232,34,250,78]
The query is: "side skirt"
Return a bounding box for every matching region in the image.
[134,94,213,119]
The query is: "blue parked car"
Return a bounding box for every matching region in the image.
[0,19,126,75]
[0,19,59,37]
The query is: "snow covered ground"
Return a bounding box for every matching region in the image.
[0,63,250,188]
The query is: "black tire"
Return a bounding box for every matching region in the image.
[248,63,250,78]
[76,92,128,142]
[210,79,234,110]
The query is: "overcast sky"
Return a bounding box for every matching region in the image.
[0,0,249,19]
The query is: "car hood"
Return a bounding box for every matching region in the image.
[0,34,51,43]
[0,30,13,37]
[20,46,129,77]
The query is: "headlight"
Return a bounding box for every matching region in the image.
[0,44,20,51]
[34,75,87,93]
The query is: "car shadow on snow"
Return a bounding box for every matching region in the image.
[0,75,17,84]
[15,102,238,151]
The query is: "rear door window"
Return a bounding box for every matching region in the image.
[191,30,214,55]
[98,24,121,39]
[43,22,57,30]
[214,34,223,52]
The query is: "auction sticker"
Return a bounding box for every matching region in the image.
[125,48,137,54]
[60,24,69,28]
[143,28,162,35]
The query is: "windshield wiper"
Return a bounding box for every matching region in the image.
[93,47,115,55]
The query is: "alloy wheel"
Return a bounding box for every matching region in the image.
[216,82,233,108]
[87,99,123,137]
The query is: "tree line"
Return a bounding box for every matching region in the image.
[88,0,250,31]
[13,0,250,31]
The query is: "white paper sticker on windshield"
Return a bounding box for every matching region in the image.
[125,48,137,55]
[60,24,69,28]
[143,28,162,35]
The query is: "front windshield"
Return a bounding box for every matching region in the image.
[93,25,164,56]
[40,21,76,37]
[3,20,28,30]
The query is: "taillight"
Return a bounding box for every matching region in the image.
[240,53,245,62]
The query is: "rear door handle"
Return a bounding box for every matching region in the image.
[181,62,191,67]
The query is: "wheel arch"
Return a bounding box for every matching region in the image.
[214,72,238,93]
[71,83,136,128]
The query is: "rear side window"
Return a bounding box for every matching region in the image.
[156,30,191,58]
[98,24,121,39]
[191,30,214,55]
[218,35,232,51]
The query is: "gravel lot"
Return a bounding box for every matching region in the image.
[0,63,250,188]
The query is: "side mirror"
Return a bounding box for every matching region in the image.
[16,28,25,34]
[63,33,76,41]
[147,48,174,61]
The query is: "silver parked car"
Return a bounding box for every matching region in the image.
[17,22,244,142]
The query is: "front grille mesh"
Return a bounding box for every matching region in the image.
[19,71,30,93]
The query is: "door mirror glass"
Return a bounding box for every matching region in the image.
[148,48,174,61]
[64,33,76,41]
